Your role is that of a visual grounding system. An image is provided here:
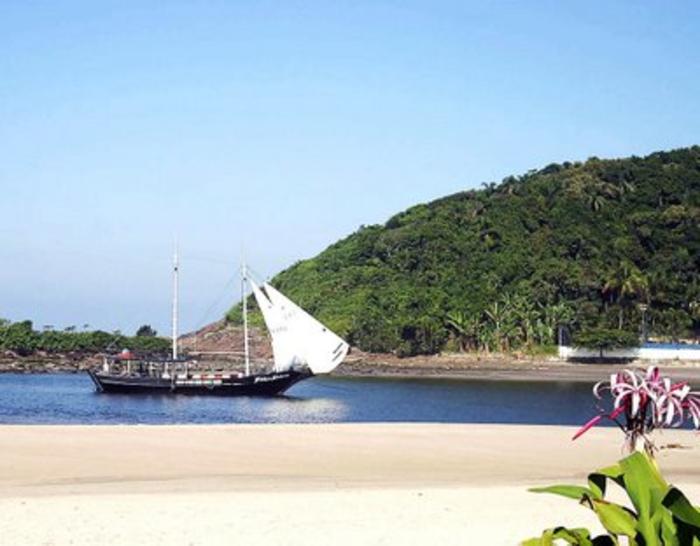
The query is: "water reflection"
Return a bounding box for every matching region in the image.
[255,395,350,423]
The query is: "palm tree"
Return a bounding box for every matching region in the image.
[615,178,635,196]
[485,300,514,351]
[477,328,495,354]
[512,295,538,347]
[481,181,497,195]
[542,302,574,345]
[603,261,649,329]
[586,192,607,212]
[445,311,472,351]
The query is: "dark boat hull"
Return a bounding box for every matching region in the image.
[87,369,312,396]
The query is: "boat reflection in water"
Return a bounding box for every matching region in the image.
[254,395,350,423]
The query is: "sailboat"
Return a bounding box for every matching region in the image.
[87,257,349,396]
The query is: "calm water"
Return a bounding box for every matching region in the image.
[0,373,604,425]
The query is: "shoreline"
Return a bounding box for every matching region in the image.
[334,359,700,383]
[1,424,698,545]
[3,354,700,384]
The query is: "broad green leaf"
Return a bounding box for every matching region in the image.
[521,527,594,545]
[588,463,624,499]
[529,485,595,501]
[675,520,700,545]
[664,487,700,529]
[595,463,624,481]
[655,510,679,546]
[540,528,554,545]
[620,452,669,517]
[588,473,608,500]
[636,516,660,546]
[592,500,638,537]
[551,527,594,545]
[618,452,670,546]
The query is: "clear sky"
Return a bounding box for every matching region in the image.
[1,1,699,335]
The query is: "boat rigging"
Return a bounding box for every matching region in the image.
[87,255,349,396]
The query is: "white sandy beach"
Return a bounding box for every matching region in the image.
[0,424,698,545]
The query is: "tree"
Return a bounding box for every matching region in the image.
[574,328,639,359]
[0,320,39,356]
[445,311,482,352]
[484,300,517,351]
[512,295,538,347]
[603,260,649,329]
[136,324,157,337]
[586,192,607,212]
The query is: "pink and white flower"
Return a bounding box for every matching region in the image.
[574,366,699,452]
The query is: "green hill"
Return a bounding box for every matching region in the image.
[228,147,700,356]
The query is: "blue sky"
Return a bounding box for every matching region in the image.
[1,1,699,335]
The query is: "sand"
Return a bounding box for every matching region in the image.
[0,424,698,545]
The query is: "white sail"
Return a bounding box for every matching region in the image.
[262,283,349,375]
[249,280,299,371]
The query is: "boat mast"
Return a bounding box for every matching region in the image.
[242,262,250,376]
[172,242,179,361]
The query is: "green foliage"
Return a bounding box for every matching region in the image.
[136,324,158,337]
[0,320,170,356]
[574,328,640,356]
[0,320,39,356]
[524,452,700,545]
[226,147,700,356]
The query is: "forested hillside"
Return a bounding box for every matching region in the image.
[228,147,700,356]
[0,320,170,357]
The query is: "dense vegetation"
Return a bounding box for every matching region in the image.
[227,147,700,356]
[0,320,170,357]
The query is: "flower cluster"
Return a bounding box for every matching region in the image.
[573,366,700,452]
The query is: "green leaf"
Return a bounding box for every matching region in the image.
[529,485,597,501]
[540,528,555,546]
[620,452,669,516]
[595,463,624,480]
[589,463,624,498]
[617,454,666,546]
[664,487,700,529]
[592,500,638,537]
[674,520,700,545]
[521,527,594,546]
[588,473,611,500]
[636,517,660,546]
[551,527,593,545]
[655,510,679,546]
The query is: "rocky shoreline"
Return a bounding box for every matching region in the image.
[3,350,700,384]
[0,354,100,374]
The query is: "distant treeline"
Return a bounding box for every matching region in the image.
[0,319,170,357]
[228,147,700,356]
